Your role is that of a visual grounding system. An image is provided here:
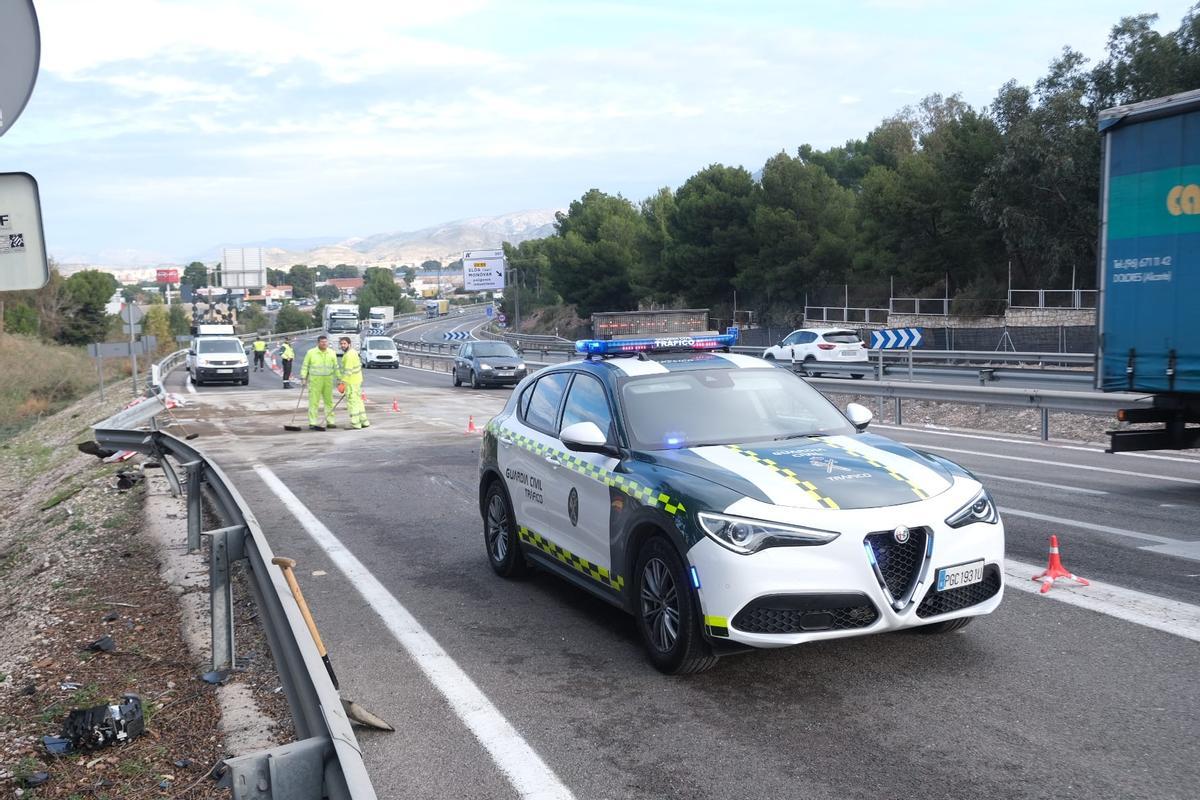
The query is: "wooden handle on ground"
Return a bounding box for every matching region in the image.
[272,556,327,658]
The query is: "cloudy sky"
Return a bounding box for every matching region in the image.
[0,0,1193,265]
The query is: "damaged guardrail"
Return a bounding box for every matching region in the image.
[93,360,377,799]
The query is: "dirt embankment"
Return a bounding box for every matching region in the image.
[0,392,287,799]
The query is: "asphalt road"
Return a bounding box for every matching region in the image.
[165,320,1200,800]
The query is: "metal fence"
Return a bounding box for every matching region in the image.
[90,357,378,799]
[1008,289,1098,309]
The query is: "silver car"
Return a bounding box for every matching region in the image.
[452,341,527,388]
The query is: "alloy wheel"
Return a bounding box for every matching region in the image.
[640,557,679,652]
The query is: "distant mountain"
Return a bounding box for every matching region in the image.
[249,209,561,269]
[192,236,346,263]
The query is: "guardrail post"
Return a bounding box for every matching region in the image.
[185,461,203,553]
[876,349,884,381]
[206,524,244,671]
[907,347,914,380]
[894,397,903,426]
[1040,408,1049,442]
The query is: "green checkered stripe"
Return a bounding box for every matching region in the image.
[519,526,625,591]
[488,421,686,516]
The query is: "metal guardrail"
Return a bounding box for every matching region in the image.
[805,376,1147,441]
[91,355,378,799]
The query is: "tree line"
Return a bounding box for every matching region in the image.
[502,9,1200,325]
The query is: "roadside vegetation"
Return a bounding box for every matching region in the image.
[496,9,1200,329]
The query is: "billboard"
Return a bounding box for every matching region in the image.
[462,248,505,291]
[220,247,266,289]
[156,268,179,283]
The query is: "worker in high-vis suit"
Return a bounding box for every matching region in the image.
[252,336,268,371]
[301,335,341,431]
[338,336,370,429]
[279,339,295,387]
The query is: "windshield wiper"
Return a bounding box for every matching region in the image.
[772,432,823,441]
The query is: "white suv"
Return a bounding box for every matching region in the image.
[762,327,868,377]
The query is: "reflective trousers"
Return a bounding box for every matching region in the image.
[345,380,369,428]
[307,376,336,426]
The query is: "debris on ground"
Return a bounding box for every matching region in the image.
[200,670,231,685]
[114,470,144,491]
[85,635,116,653]
[61,694,145,750]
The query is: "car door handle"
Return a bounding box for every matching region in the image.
[498,436,513,447]
[544,454,561,467]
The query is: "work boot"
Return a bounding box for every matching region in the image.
[326,422,338,428]
[308,425,325,431]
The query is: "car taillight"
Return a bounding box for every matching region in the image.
[817,343,836,350]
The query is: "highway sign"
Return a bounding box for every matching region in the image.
[0,1,40,139]
[486,304,495,319]
[871,327,924,349]
[120,304,144,324]
[497,313,507,323]
[444,331,470,341]
[0,173,49,290]
[497,322,507,329]
[463,249,505,291]
[156,268,179,283]
[122,323,143,335]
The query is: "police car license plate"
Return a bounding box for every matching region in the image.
[937,560,985,591]
[218,369,233,374]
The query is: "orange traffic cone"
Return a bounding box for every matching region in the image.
[391,397,399,412]
[1031,535,1089,594]
[465,415,478,434]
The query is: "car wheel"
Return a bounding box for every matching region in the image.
[851,373,865,379]
[483,482,528,578]
[241,378,249,386]
[763,353,775,361]
[188,371,195,384]
[634,536,718,675]
[914,617,973,634]
[471,370,480,389]
[453,368,462,387]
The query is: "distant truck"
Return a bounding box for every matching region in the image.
[1097,88,1200,452]
[323,303,361,350]
[368,306,394,328]
[424,298,450,318]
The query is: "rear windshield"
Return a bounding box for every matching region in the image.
[822,331,860,344]
[197,340,243,354]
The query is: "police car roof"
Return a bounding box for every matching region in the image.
[548,350,772,381]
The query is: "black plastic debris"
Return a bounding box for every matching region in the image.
[43,734,73,755]
[158,779,172,790]
[77,440,117,459]
[19,682,36,696]
[102,610,119,622]
[87,635,116,652]
[24,771,50,788]
[173,758,193,769]
[61,694,145,750]
[200,669,231,685]
[115,470,143,491]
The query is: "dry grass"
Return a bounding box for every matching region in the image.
[0,334,130,439]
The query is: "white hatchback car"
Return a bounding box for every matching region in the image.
[762,327,868,377]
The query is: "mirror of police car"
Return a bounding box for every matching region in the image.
[0,2,47,291]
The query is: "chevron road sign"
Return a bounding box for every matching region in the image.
[870,327,924,349]
[443,331,471,341]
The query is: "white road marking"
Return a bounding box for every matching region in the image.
[373,375,412,385]
[1005,559,1200,644]
[875,423,1200,465]
[974,472,1108,496]
[920,444,1200,485]
[253,465,575,800]
[998,507,1178,546]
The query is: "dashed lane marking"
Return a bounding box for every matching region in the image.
[999,507,1178,546]
[920,445,1200,485]
[974,472,1108,496]
[1005,559,1200,643]
[253,465,576,800]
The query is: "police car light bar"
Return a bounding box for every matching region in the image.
[575,327,739,356]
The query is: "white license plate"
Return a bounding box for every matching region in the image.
[841,350,859,357]
[937,560,985,591]
[496,370,513,375]
[218,368,233,374]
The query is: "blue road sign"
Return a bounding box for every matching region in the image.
[870,327,924,349]
[486,304,495,318]
[443,331,470,341]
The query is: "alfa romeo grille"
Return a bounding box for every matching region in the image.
[864,527,930,604]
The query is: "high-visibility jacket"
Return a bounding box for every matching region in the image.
[301,347,340,379]
[253,340,267,352]
[340,348,363,385]
[280,343,295,360]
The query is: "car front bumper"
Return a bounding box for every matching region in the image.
[477,369,527,385]
[195,365,249,381]
[686,492,1005,648]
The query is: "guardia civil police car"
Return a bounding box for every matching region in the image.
[477,330,1004,674]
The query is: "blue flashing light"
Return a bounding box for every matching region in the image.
[689,566,701,589]
[863,541,877,566]
[575,327,740,356]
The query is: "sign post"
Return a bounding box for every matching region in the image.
[121,305,145,395]
[869,327,925,382]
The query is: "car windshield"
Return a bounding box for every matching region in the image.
[197,339,243,354]
[822,331,860,343]
[328,319,357,332]
[366,338,395,350]
[472,343,517,358]
[619,367,853,449]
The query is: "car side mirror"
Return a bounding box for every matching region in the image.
[845,402,872,432]
[188,350,196,356]
[561,421,617,456]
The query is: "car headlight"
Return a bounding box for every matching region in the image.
[945,489,998,528]
[517,363,526,370]
[479,362,493,370]
[697,511,839,555]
